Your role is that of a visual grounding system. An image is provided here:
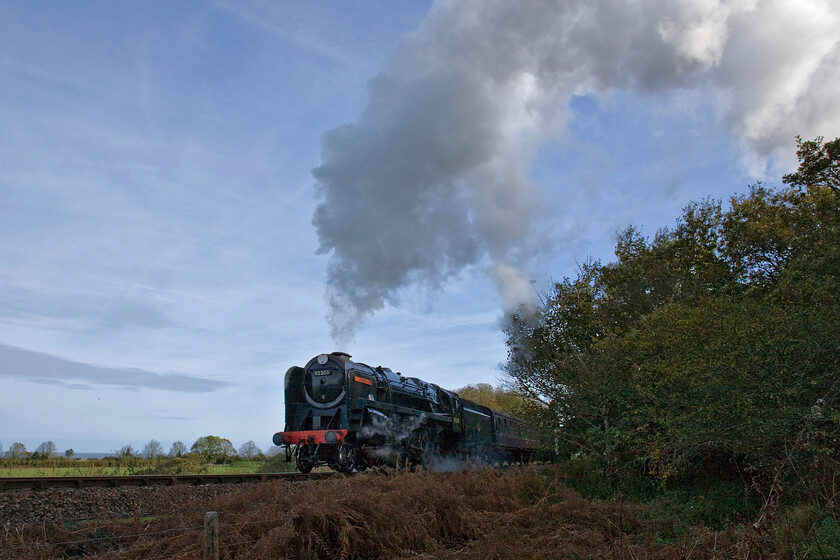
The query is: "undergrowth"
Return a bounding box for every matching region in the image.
[1,466,836,559]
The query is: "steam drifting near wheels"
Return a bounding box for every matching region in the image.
[273,352,538,472]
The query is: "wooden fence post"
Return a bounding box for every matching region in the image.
[204,511,219,560]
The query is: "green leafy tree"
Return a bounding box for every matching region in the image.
[454,383,526,415]
[191,435,236,463]
[783,135,840,192]
[64,448,74,458]
[505,137,840,499]
[720,183,795,286]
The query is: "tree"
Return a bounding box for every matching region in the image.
[504,261,641,474]
[118,445,135,458]
[721,184,795,286]
[169,440,187,457]
[64,449,75,458]
[191,435,236,463]
[783,135,840,192]
[504,139,839,496]
[36,441,57,458]
[7,442,29,459]
[238,440,263,460]
[454,383,525,415]
[142,439,164,459]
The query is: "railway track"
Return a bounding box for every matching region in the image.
[0,471,343,492]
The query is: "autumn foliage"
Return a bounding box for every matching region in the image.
[504,137,840,553]
[1,467,754,560]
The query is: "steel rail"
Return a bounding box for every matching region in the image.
[0,471,344,492]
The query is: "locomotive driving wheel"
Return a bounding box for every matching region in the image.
[408,426,436,470]
[296,444,315,474]
[332,442,357,473]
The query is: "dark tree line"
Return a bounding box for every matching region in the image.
[505,137,839,508]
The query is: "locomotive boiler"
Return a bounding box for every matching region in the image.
[272,352,538,472]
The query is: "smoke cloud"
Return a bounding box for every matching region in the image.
[313,0,840,340]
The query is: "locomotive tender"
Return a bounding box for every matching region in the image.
[273,352,538,472]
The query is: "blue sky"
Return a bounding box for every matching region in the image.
[1,0,838,454]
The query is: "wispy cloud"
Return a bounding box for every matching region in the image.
[213,0,357,67]
[0,344,233,393]
[0,286,182,334]
[100,303,179,331]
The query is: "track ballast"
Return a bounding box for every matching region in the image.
[0,471,341,492]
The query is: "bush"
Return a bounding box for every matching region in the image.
[259,452,297,473]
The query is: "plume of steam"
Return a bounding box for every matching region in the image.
[313,0,840,340]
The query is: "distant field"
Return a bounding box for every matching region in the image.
[0,460,268,477]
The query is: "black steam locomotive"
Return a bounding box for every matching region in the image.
[273,352,538,472]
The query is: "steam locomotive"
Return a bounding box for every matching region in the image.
[272,352,538,472]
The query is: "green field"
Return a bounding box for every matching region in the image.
[0,460,270,477]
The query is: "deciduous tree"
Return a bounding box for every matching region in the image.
[505,137,840,496]
[454,383,525,415]
[783,135,840,192]
[238,440,262,460]
[169,440,187,457]
[191,435,236,463]
[7,442,29,459]
[142,439,163,459]
[36,441,57,458]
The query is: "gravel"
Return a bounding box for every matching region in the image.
[0,484,242,527]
